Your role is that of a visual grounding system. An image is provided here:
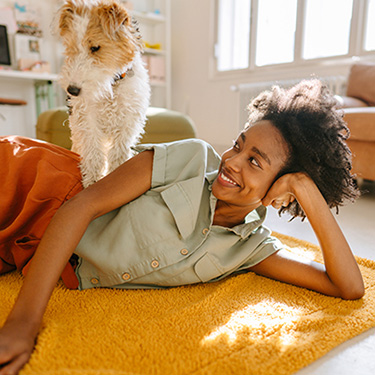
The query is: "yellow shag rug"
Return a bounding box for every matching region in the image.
[1,233,375,375]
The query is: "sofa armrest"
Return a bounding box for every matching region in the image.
[140,107,196,143]
[334,95,368,109]
[343,107,375,141]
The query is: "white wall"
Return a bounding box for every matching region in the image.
[171,0,239,153]
[170,0,361,153]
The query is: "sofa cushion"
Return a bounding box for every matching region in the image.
[346,63,375,106]
[343,107,375,141]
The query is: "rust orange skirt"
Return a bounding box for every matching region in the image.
[0,136,83,289]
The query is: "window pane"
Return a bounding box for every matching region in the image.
[365,0,375,51]
[303,0,353,59]
[216,0,251,71]
[255,0,297,67]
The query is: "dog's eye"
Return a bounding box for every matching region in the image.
[90,46,101,53]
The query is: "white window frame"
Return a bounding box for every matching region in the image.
[210,0,375,79]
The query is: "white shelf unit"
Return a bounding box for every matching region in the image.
[129,0,171,109]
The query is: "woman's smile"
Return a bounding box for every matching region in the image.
[217,170,240,187]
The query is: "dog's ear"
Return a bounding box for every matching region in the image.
[58,0,76,37]
[97,2,130,39]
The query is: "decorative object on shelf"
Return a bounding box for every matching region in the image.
[14,1,42,37]
[28,60,51,73]
[0,25,11,66]
[142,54,165,84]
[144,41,162,50]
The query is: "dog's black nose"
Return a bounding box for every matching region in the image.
[67,85,81,96]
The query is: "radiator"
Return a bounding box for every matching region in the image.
[234,76,347,128]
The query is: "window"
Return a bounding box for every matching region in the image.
[302,0,353,59]
[214,0,375,73]
[216,0,251,71]
[256,0,297,66]
[364,0,375,51]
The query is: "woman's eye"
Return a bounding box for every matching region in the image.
[249,157,260,168]
[232,140,240,150]
[90,46,101,53]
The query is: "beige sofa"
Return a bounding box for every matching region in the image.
[36,107,196,150]
[335,63,375,180]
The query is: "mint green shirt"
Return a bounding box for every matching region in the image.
[74,139,284,290]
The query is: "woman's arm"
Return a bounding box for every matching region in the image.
[250,172,365,300]
[0,150,154,375]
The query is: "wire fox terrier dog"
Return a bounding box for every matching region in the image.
[58,0,150,187]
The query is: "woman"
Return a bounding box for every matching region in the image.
[0,80,364,374]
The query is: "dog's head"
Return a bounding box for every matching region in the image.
[58,0,143,99]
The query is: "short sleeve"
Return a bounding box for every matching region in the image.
[133,139,221,189]
[239,235,285,270]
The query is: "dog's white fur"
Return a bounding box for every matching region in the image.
[58,0,150,187]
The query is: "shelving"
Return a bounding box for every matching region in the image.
[125,0,171,108]
[132,10,166,23]
[144,48,165,55]
[0,69,57,82]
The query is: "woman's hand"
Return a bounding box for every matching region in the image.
[0,320,36,375]
[261,172,310,209]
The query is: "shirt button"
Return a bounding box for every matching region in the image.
[122,272,131,281]
[151,260,159,268]
[91,278,99,285]
[180,248,188,255]
[202,228,209,235]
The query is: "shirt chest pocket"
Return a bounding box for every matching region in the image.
[128,193,184,249]
[130,177,203,247]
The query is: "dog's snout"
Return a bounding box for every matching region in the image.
[67,85,81,96]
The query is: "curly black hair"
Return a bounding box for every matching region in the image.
[246,79,359,219]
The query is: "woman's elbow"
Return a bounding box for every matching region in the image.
[59,191,98,222]
[339,283,365,300]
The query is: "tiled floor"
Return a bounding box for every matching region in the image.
[264,180,375,375]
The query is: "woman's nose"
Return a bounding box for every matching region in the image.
[225,153,242,172]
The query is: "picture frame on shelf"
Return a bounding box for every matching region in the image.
[14,33,42,70]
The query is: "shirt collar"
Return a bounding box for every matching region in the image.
[208,188,267,239]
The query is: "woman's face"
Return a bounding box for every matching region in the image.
[212,120,290,210]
